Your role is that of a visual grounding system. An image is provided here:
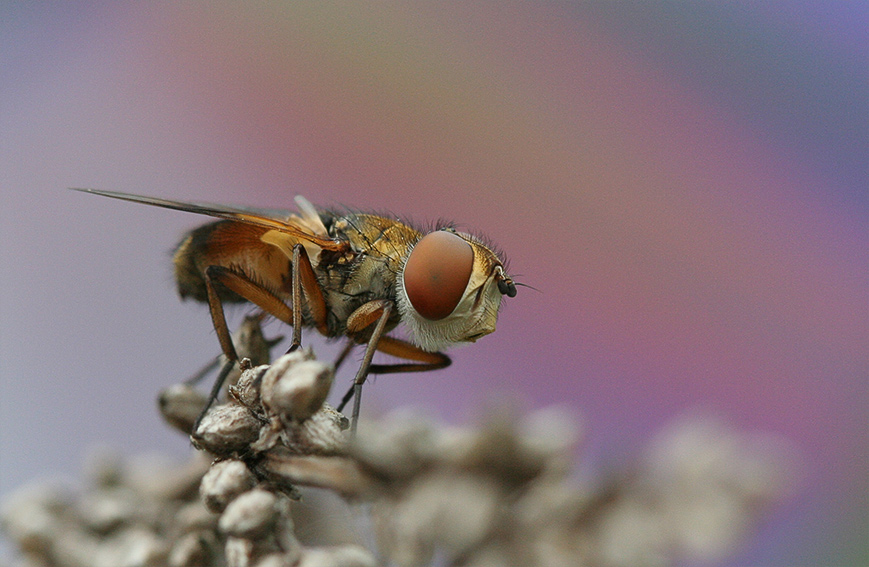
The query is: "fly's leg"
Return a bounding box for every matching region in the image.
[369,336,451,374]
[191,265,296,433]
[183,356,220,387]
[183,312,280,387]
[335,335,451,415]
[287,244,328,352]
[289,245,302,351]
[192,247,329,433]
[337,300,451,430]
[346,301,393,432]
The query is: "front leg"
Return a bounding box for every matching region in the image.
[343,300,394,431]
[339,300,451,429]
[193,265,295,433]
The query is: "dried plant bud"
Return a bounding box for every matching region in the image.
[2,345,797,567]
[0,484,72,555]
[377,472,500,565]
[351,410,438,481]
[255,551,300,567]
[219,489,280,540]
[92,526,168,567]
[128,453,212,503]
[221,315,284,391]
[272,502,302,556]
[53,529,101,567]
[630,416,797,564]
[261,352,333,424]
[84,448,126,488]
[233,314,283,368]
[441,408,555,488]
[174,500,219,534]
[192,404,262,456]
[229,364,270,413]
[220,490,302,567]
[224,536,256,567]
[200,460,257,514]
[642,416,796,501]
[159,316,281,436]
[168,530,220,567]
[268,403,350,456]
[296,545,378,567]
[257,452,366,496]
[517,406,583,476]
[160,384,209,435]
[77,486,142,533]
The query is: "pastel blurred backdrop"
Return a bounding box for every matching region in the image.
[1,3,865,565]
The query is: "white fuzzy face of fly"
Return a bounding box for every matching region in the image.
[396,229,511,352]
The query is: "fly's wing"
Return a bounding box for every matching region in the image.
[71,188,343,251]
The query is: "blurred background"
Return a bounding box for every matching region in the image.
[1,2,866,565]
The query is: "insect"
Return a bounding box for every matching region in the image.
[72,188,517,430]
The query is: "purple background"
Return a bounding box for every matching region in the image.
[2,3,866,565]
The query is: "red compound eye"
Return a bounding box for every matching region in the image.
[403,231,474,320]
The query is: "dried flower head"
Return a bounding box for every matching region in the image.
[2,339,796,567]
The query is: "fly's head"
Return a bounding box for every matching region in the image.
[396,228,516,352]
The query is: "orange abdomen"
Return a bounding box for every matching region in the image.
[173,220,292,304]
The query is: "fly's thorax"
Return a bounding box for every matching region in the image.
[328,214,419,295]
[396,229,510,352]
[311,214,420,335]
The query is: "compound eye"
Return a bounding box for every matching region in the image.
[403,231,474,320]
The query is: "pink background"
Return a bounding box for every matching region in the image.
[2,3,866,565]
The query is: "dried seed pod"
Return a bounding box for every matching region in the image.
[168,530,220,567]
[192,404,262,456]
[255,551,298,567]
[0,484,73,556]
[84,448,126,488]
[271,498,302,556]
[296,545,378,567]
[350,411,438,481]
[160,384,209,435]
[222,314,284,391]
[233,314,283,369]
[271,404,350,456]
[92,526,168,567]
[376,472,500,565]
[517,407,583,472]
[52,528,102,567]
[260,352,333,424]
[225,536,256,567]
[229,364,270,414]
[220,492,302,567]
[174,500,219,534]
[257,452,366,496]
[125,453,211,503]
[442,410,549,488]
[200,460,257,514]
[219,489,280,540]
[77,486,142,533]
[2,344,797,567]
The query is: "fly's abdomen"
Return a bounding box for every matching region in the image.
[173,220,291,304]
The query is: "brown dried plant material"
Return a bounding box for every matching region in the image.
[200,460,257,514]
[260,352,334,424]
[159,384,208,434]
[218,488,283,540]
[1,337,796,567]
[192,403,264,456]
